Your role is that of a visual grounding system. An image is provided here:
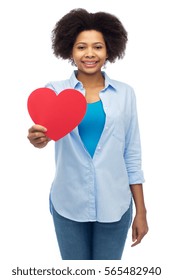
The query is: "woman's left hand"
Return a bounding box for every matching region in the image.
[131,213,149,247]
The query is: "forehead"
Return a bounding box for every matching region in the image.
[75,30,105,43]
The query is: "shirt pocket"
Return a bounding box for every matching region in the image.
[112,117,125,143]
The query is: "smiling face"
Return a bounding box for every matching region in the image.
[72,30,108,75]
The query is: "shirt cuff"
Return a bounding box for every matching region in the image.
[128,170,145,185]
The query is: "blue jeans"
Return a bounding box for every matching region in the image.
[52,204,132,260]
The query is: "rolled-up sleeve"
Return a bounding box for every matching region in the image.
[124,91,145,185]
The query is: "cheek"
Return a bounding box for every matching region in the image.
[71,49,77,59]
[98,50,108,60]
[72,50,80,60]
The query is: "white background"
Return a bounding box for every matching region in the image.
[0,0,173,279]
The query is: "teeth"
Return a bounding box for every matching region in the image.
[84,62,96,64]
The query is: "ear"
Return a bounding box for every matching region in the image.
[70,58,77,66]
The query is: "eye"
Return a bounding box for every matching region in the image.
[77,45,85,50]
[95,45,103,50]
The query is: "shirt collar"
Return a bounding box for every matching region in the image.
[69,70,117,93]
[69,70,82,89]
[101,72,117,92]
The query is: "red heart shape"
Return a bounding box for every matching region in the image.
[27,88,87,141]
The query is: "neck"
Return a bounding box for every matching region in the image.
[76,70,104,88]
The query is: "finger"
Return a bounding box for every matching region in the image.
[131,235,142,247]
[132,227,137,242]
[34,136,48,143]
[29,136,48,145]
[131,230,148,247]
[32,136,49,147]
[33,141,48,149]
[33,132,46,140]
[28,131,47,141]
[28,124,47,133]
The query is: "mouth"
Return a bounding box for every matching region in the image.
[82,61,98,67]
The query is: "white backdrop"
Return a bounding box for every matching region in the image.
[1,0,172,279]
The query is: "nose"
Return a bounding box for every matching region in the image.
[84,47,95,58]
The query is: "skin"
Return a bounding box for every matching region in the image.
[130,184,148,246]
[72,30,108,103]
[27,29,148,246]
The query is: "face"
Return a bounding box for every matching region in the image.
[72,30,108,74]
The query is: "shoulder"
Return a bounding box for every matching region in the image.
[104,72,135,97]
[44,71,77,94]
[112,80,135,96]
[105,74,137,110]
[45,79,71,94]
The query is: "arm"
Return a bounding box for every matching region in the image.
[124,90,148,246]
[130,184,148,247]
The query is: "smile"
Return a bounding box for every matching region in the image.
[82,61,98,67]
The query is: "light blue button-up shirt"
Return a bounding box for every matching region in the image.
[46,71,144,223]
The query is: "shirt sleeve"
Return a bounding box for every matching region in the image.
[45,82,57,92]
[124,89,145,185]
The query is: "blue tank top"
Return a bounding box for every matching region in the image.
[78,100,106,158]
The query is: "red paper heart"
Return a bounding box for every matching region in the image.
[27,87,87,141]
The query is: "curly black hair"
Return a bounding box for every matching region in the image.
[51,8,128,63]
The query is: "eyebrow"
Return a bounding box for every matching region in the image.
[75,42,105,45]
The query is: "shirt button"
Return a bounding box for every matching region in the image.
[97,146,101,150]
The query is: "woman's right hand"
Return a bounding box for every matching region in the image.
[27,124,51,148]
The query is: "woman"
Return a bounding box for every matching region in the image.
[27,8,148,260]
